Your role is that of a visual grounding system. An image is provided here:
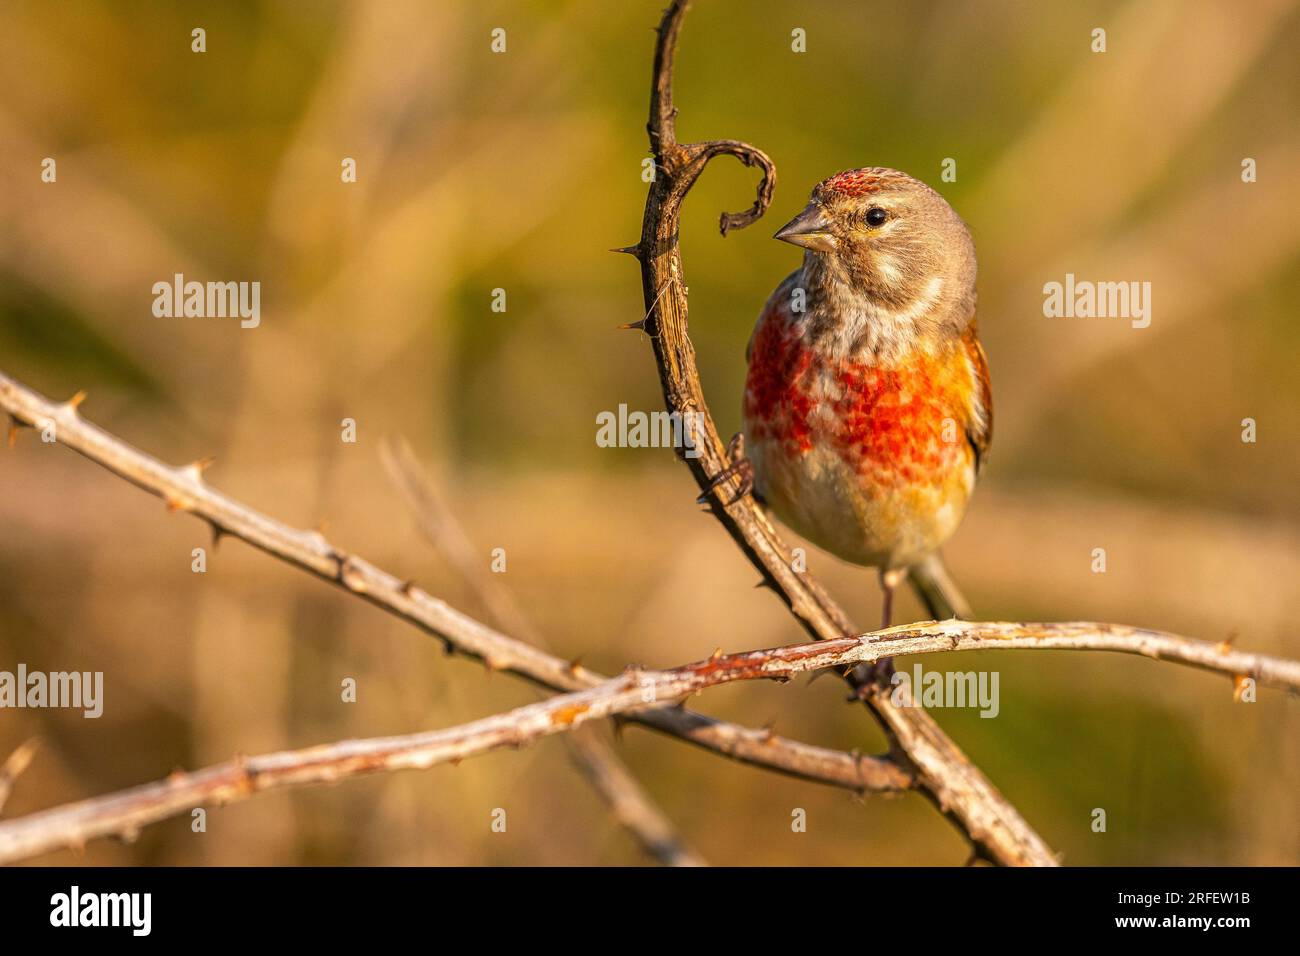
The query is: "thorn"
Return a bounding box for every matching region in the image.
[64,390,87,412]
[316,518,330,536]
[709,647,723,661]
[759,721,777,744]
[567,657,584,675]
[209,523,224,550]
[6,417,19,449]
[1217,630,1238,654]
[181,456,215,482]
[164,495,189,513]
[617,318,648,332]
[610,244,641,257]
[611,715,627,742]
[400,579,417,596]
[483,657,500,675]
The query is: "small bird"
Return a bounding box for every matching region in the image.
[727,167,990,633]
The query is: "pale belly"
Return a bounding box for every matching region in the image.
[746,427,974,569]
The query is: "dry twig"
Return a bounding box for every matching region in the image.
[621,2,1297,861]
[624,0,1052,865]
[3,4,1289,869]
[0,369,906,796]
[3,616,1288,864]
[0,672,688,864]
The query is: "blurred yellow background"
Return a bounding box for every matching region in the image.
[0,0,1297,865]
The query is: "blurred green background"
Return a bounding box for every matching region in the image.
[0,0,1296,865]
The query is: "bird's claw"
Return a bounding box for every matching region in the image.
[696,433,755,507]
[869,656,896,684]
[845,659,896,702]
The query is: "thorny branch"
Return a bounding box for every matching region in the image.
[1,617,1289,864]
[2,361,1293,867]
[0,369,907,799]
[629,0,1050,866]
[0,670,705,864]
[1,4,1292,869]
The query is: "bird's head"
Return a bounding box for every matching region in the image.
[775,167,976,317]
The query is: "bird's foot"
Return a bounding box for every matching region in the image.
[867,656,896,684]
[696,433,755,507]
[845,658,896,702]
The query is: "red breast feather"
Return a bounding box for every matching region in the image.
[745,307,973,488]
[742,292,983,567]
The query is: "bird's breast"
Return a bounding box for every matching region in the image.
[741,307,979,567]
[744,317,973,485]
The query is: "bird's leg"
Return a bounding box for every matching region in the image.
[849,568,908,697]
[696,432,757,507]
[879,567,906,630]
[872,567,908,678]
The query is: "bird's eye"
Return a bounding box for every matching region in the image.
[865,207,888,227]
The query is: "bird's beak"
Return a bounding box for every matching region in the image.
[774,202,835,252]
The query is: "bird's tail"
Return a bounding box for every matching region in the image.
[907,552,972,621]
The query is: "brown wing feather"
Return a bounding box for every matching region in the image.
[747,270,801,364]
[962,321,993,474]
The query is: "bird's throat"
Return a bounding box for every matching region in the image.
[797,255,957,365]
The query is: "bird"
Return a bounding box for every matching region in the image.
[718,166,990,637]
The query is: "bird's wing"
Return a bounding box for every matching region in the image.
[746,270,802,364]
[961,321,993,474]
